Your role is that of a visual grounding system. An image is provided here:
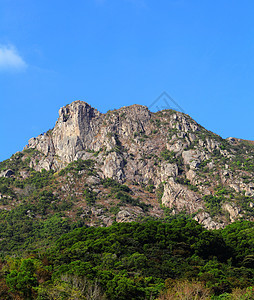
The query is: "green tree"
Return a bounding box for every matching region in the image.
[6,258,37,298]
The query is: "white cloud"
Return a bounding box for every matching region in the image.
[0,45,27,71]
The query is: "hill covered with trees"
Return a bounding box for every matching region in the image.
[0,101,253,299]
[0,218,253,299]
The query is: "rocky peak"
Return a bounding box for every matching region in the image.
[19,100,254,229]
[52,101,102,162]
[57,100,101,125]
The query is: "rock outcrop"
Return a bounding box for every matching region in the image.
[161,179,203,214]
[20,100,254,229]
[0,169,14,178]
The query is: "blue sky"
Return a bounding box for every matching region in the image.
[1,0,254,161]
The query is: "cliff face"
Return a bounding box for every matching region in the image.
[14,100,253,228]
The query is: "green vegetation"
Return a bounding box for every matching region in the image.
[15,169,55,189]
[175,177,199,192]
[102,178,130,193]
[102,178,151,212]
[0,219,252,299]
[156,182,165,203]
[0,149,42,177]
[83,188,97,205]
[160,149,175,163]
[0,115,254,299]
[59,159,96,176]
[160,148,184,172]
[0,203,84,255]
[203,195,224,217]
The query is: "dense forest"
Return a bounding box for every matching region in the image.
[0,218,253,299]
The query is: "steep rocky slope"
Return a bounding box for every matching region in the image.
[1,100,253,229]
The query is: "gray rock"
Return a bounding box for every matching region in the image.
[161,178,203,214]
[116,210,134,223]
[158,163,178,182]
[182,150,203,170]
[194,211,224,230]
[22,100,254,228]
[86,176,101,185]
[222,203,242,222]
[0,169,14,178]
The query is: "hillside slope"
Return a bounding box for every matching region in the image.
[0,100,253,231]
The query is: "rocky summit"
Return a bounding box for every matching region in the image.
[1,100,254,229]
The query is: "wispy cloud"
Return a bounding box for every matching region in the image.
[0,45,27,72]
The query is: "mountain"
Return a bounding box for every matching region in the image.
[0,100,253,232]
[0,100,254,299]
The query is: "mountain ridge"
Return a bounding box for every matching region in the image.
[0,100,253,230]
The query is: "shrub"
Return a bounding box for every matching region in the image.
[83,188,97,206]
[158,279,211,300]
